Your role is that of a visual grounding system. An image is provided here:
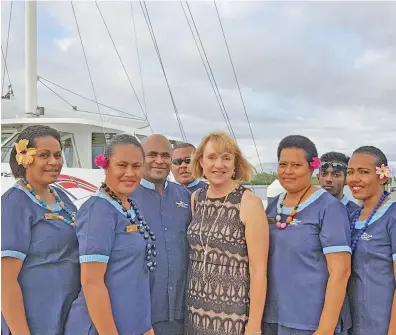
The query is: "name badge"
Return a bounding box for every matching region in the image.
[45,213,59,220]
[126,224,138,233]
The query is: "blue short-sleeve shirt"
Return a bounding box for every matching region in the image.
[186,179,207,193]
[264,188,352,332]
[348,200,396,335]
[64,191,151,335]
[132,179,192,324]
[1,184,80,335]
[340,195,360,216]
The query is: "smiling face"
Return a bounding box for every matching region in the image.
[142,135,172,184]
[347,153,387,201]
[277,148,313,193]
[105,143,144,196]
[24,136,63,185]
[317,166,346,198]
[200,140,235,187]
[171,146,195,186]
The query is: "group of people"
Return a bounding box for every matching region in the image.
[1,124,395,335]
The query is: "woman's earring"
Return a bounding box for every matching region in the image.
[232,171,236,180]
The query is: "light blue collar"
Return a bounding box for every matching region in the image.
[355,199,395,229]
[277,188,326,215]
[141,178,168,191]
[13,183,62,212]
[340,195,350,206]
[94,190,136,218]
[174,178,201,188]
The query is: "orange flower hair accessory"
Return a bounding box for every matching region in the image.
[15,139,36,167]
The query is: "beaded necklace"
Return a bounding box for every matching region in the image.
[350,191,390,253]
[100,182,157,272]
[276,185,312,229]
[21,177,75,227]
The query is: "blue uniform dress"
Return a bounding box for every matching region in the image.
[348,200,396,335]
[1,183,79,335]
[64,191,151,335]
[340,195,360,216]
[132,179,192,335]
[263,189,351,335]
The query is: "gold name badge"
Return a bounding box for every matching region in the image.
[44,213,60,220]
[126,224,138,233]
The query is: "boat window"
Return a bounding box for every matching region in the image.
[60,132,81,168]
[92,133,117,169]
[1,133,19,163]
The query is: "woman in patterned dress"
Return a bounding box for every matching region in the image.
[185,131,269,335]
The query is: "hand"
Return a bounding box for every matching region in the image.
[244,322,262,335]
[144,328,155,335]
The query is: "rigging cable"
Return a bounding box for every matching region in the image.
[213,1,263,172]
[183,2,236,139]
[1,0,14,97]
[71,1,108,141]
[129,0,153,133]
[95,1,147,119]
[38,76,145,119]
[139,1,187,141]
[38,78,146,121]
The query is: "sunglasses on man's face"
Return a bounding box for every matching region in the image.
[172,157,191,166]
[320,162,347,172]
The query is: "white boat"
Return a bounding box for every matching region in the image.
[1,2,179,208]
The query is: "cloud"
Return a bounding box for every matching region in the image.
[1,1,396,171]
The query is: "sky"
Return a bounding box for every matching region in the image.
[1,1,396,172]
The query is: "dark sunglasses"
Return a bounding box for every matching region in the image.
[320,162,347,171]
[172,157,191,165]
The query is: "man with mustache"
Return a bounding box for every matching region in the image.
[317,151,359,215]
[132,134,191,335]
[171,142,207,192]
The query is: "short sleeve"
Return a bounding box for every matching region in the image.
[319,199,352,255]
[1,198,33,261]
[76,200,117,263]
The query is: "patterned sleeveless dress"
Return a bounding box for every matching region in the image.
[185,185,250,335]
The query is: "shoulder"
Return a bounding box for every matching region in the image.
[385,201,396,225]
[169,181,191,198]
[78,195,114,216]
[2,185,32,209]
[241,187,265,213]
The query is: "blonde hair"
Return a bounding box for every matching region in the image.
[190,131,256,182]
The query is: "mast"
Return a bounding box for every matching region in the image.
[25,1,37,117]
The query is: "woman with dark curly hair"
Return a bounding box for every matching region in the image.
[263,135,352,335]
[1,125,79,335]
[347,146,396,335]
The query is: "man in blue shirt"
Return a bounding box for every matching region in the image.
[317,151,359,215]
[171,142,207,192]
[132,134,192,335]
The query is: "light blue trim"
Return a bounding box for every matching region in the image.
[1,250,26,261]
[277,188,326,215]
[140,178,168,190]
[80,254,109,263]
[355,199,395,229]
[94,191,136,218]
[393,254,396,261]
[13,184,62,212]
[340,195,349,206]
[323,246,352,254]
[187,179,201,188]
